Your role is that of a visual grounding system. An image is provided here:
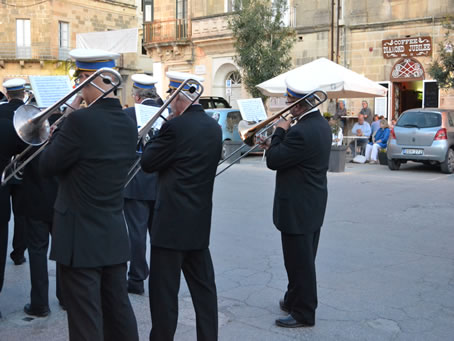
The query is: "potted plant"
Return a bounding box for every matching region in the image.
[378,149,388,165]
[323,112,333,121]
[329,119,347,172]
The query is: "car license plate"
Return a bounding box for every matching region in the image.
[403,148,423,155]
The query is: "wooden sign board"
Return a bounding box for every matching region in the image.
[382,36,432,59]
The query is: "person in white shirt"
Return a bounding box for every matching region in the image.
[349,113,371,156]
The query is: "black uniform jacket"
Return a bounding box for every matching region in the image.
[0,99,25,188]
[0,99,24,120]
[141,104,222,250]
[22,114,61,224]
[40,98,138,267]
[0,118,27,222]
[123,98,159,201]
[266,109,332,235]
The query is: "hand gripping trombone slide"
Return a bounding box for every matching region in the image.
[1,68,122,186]
[124,78,204,187]
[216,89,328,177]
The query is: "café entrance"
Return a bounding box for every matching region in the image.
[389,57,439,120]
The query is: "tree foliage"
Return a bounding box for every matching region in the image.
[428,19,454,89]
[228,0,295,99]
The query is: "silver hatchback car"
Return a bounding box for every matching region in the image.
[387,108,454,173]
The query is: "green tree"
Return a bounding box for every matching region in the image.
[428,19,454,89]
[228,0,295,99]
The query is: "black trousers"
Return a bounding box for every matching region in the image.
[149,246,218,341]
[10,184,27,261]
[60,263,138,341]
[25,217,62,308]
[0,216,27,293]
[281,230,321,325]
[0,221,7,293]
[124,198,154,291]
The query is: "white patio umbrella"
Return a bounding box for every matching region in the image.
[256,58,387,98]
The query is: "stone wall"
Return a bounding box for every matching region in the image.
[0,0,148,106]
[192,0,225,18]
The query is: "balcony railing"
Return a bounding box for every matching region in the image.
[144,19,191,44]
[0,43,70,61]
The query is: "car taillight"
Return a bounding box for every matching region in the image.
[434,128,447,140]
[390,128,396,139]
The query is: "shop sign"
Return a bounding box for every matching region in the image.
[382,36,432,59]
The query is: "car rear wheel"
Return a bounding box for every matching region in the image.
[388,158,401,170]
[440,148,454,174]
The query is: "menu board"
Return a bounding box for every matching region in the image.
[423,81,439,108]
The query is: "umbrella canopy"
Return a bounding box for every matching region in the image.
[256,58,387,98]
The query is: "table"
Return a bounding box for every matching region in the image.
[343,135,369,158]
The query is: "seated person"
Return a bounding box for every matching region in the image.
[365,119,390,164]
[349,113,371,156]
[390,118,397,129]
[370,115,381,135]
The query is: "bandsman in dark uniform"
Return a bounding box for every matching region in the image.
[21,110,64,318]
[0,78,28,267]
[39,49,139,340]
[0,117,27,319]
[123,73,164,295]
[141,71,222,341]
[260,74,332,328]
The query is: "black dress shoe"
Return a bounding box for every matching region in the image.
[12,256,26,266]
[275,315,314,328]
[279,299,290,313]
[24,303,50,317]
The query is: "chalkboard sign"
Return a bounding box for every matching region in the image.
[423,81,439,108]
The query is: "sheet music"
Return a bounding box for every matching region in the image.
[237,98,268,122]
[29,76,73,108]
[134,104,169,131]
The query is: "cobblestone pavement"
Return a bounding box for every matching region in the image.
[1,158,453,340]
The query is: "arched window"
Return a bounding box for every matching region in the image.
[226,71,242,86]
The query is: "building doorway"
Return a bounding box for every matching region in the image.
[390,57,425,119]
[396,80,423,113]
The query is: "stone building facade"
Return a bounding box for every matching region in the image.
[0,0,152,106]
[293,0,454,119]
[144,0,454,118]
[143,0,241,107]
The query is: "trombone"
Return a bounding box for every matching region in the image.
[216,89,328,176]
[1,68,122,186]
[124,78,204,187]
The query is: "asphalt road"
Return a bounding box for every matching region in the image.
[0,157,453,340]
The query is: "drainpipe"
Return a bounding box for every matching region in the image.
[331,0,335,61]
[336,0,340,64]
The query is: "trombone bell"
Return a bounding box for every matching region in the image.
[14,105,50,146]
[238,120,258,147]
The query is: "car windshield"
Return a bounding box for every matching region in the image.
[200,98,214,109]
[200,97,231,109]
[214,99,230,108]
[226,111,242,133]
[397,111,441,128]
